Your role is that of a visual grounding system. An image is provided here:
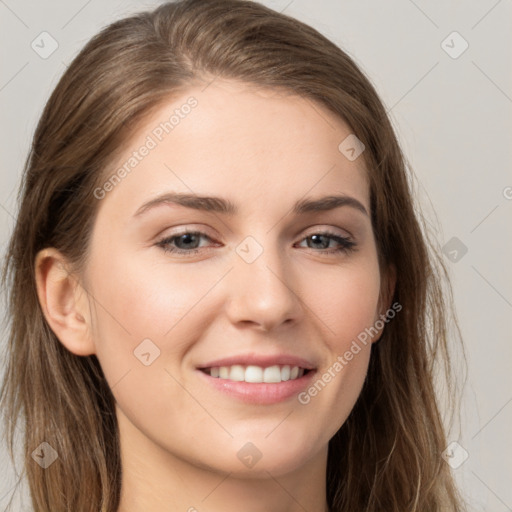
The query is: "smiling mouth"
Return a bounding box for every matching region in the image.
[199,364,312,384]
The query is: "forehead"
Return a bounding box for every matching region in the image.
[97,79,370,218]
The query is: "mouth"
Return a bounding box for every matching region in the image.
[196,357,317,404]
[199,364,313,384]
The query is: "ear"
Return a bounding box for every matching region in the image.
[372,263,397,343]
[34,248,95,356]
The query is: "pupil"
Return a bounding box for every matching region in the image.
[311,234,327,248]
[178,233,198,249]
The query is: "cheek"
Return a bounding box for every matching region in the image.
[294,256,380,423]
[83,244,215,389]
[83,250,217,430]
[301,256,382,349]
[87,246,217,340]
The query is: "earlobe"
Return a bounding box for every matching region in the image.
[35,248,95,356]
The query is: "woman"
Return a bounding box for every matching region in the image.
[1,0,467,510]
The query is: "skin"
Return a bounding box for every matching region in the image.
[35,79,395,512]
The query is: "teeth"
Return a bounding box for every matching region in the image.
[263,365,281,383]
[229,365,245,381]
[245,365,263,383]
[205,364,306,383]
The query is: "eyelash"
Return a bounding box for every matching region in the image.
[156,229,356,257]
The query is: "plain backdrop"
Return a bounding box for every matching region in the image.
[1,0,511,510]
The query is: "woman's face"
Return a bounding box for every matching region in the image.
[83,79,384,477]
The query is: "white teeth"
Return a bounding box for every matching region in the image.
[263,365,281,383]
[245,365,263,383]
[205,364,306,383]
[229,365,245,381]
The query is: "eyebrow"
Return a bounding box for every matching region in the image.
[133,192,368,218]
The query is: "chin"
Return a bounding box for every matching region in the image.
[197,437,324,479]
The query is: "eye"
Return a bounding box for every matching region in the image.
[295,231,356,255]
[156,230,216,255]
[156,229,356,257]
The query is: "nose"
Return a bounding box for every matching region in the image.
[224,238,303,332]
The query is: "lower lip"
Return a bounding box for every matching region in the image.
[197,369,316,404]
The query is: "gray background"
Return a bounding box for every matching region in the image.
[1,0,511,510]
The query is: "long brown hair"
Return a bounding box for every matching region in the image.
[1,0,467,510]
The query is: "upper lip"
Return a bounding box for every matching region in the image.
[197,353,317,370]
